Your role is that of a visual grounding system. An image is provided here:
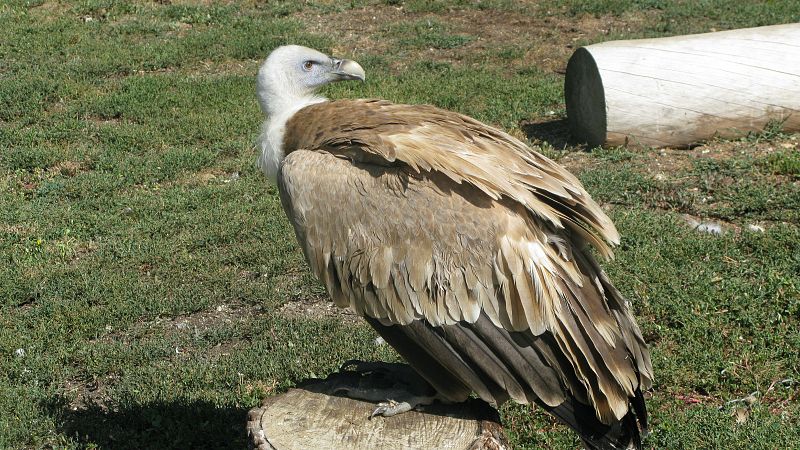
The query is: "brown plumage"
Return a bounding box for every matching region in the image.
[258,46,653,450]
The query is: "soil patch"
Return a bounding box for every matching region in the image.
[278,296,361,325]
[296,4,659,74]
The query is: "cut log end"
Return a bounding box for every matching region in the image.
[564,23,800,148]
[565,47,607,148]
[246,367,508,450]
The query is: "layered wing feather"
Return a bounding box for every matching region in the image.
[282,100,620,259]
[278,138,652,427]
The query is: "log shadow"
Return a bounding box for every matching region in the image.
[521,118,576,150]
[46,396,248,449]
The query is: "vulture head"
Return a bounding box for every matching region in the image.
[256,45,365,117]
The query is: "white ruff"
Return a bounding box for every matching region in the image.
[257,96,325,183]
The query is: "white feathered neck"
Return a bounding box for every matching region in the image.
[255,48,327,183]
[256,95,325,183]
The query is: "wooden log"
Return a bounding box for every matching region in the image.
[246,365,508,450]
[565,23,800,148]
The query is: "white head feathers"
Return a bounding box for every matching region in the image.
[256,45,365,182]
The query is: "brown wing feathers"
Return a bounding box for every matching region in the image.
[277,100,652,445]
[284,100,619,255]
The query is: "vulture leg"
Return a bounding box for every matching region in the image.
[370,398,431,418]
[335,360,445,417]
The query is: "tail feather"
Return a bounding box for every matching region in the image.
[366,313,648,450]
[539,387,647,450]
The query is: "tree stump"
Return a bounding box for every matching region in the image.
[246,363,508,450]
[565,23,800,148]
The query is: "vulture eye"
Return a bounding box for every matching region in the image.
[302,61,314,72]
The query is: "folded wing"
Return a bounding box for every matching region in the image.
[277,100,652,435]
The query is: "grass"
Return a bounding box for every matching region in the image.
[1,0,798,449]
[388,19,474,49]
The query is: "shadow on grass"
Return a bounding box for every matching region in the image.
[521,118,575,150]
[47,396,248,449]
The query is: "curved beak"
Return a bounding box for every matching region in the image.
[331,58,366,82]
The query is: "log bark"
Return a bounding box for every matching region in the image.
[246,365,508,450]
[565,23,800,148]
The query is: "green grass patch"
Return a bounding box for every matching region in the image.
[575,146,800,224]
[387,18,473,49]
[1,1,799,448]
[759,150,800,179]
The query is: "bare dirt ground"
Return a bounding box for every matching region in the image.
[278,296,362,324]
[299,4,658,73]
[557,133,798,176]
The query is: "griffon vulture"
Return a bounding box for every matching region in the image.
[256,45,653,450]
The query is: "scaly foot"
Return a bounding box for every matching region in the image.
[335,360,443,418]
[370,399,414,418]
